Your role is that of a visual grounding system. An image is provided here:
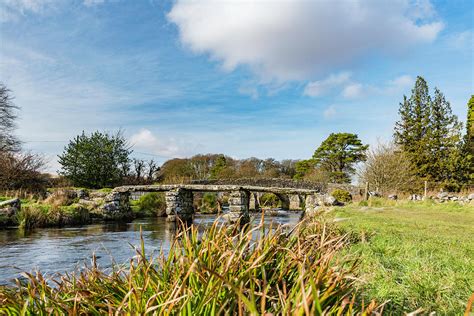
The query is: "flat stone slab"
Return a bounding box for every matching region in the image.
[114,184,320,195]
[0,198,20,208]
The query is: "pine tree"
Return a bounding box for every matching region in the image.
[394,76,465,189]
[464,96,474,184]
[428,88,462,183]
[466,96,474,155]
[394,76,431,178]
[312,133,368,183]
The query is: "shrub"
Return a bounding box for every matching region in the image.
[58,130,131,188]
[60,204,90,225]
[331,189,352,203]
[16,204,51,229]
[260,193,280,208]
[43,189,78,207]
[198,192,219,213]
[0,151,49,193]
[135,192,165,216]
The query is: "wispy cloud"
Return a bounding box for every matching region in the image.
[83,0,106,7]
[303,72,351,97]
[304,74,414,99]
[342,83,364,99]
[129,129,198,158]
[0,0,61,22]
[445,30,473,50]
[323,105,337,119]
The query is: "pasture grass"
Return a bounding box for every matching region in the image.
[332,199,474,314]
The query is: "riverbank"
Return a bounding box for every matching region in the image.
[1,197,473,313]
[0,216,382,314]
[330,199,474,314]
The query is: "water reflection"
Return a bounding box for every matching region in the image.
[0,211,302,285]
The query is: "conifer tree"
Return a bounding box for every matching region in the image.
[464,96,474,184]
[428,88,462,183]
[394,76,465,189]
[312,133,368,183]
[394,76,431,178]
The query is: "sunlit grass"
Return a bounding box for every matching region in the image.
[332,200,474,314]
[0,217,381,315]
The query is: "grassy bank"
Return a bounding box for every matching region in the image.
[332,199,474,314]
[0,218,381,314]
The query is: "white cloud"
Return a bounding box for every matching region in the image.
[83,0,106,7]
[447,30,473,50]
[305,73,414,99]
[342,83,364,99]
[323,105,337,119]
[386,75,414,93]
[168,0,443,82]
[129,129,193,159]
[304,72,351,97]
[0,0,60,22]
[389,75,414,88]
[238,84,259,100]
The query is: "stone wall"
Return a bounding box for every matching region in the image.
[130,191,147,201]
[101,191,133,220]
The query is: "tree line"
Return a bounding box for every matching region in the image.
[1,77,472,193]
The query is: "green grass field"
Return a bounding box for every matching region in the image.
[332,200,474,314]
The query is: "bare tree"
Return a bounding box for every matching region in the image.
[0,83,21,153]
[0,151,48,192]
[358,141,417,194]
[146,159,159,182]
[133,159,145,181]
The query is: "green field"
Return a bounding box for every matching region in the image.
[332,200,474,314]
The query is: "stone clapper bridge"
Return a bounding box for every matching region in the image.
[107,179,340,224]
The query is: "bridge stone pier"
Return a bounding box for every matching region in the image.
[289,194,304,210]
[111,180,328,224]
[165,188,194,221]
[227,190,250,223]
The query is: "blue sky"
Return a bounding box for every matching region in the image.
[0,0,472,172]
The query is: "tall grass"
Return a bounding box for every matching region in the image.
[16,203,90,229]
[0,218,381,314]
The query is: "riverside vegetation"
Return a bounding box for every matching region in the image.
[0,198,473,314]
[0,74,473,313]
[0,217,382,315]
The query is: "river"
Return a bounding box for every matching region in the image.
[0,211,302,285]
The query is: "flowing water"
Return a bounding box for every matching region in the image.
[0,211,302,285]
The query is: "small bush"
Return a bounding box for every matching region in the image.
[16,204,51,229]
[260,193,280,208]
[135,192,165,216]
[98,188,113,193]
[198,192,219,213]
[43,189,77,207]
[60,204,90,225]
[331,189,352,203]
